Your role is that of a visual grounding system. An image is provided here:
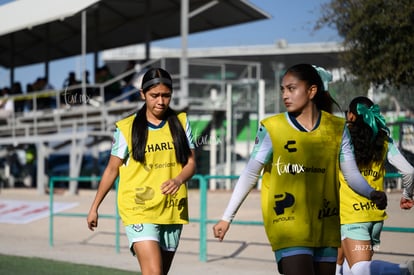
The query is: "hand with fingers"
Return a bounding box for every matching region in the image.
[213,220,230,241]
[400,197,414,210]
[161,178,182,195]
[87,210,98,231]
[370,190,387,210]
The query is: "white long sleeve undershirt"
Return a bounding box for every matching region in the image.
[387,145,414,199]
[221,158,263,222]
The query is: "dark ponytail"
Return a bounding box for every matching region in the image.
[131,104,148,163]
[348,96,388,167]
[166,108,191,165]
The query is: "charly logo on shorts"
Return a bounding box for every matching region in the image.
[132,224,144,232]
[348,225,362,231]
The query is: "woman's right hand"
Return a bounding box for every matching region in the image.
[370,190,387,210]
[87,210,98,231]
[213,220,230,241]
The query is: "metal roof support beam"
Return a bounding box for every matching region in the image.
[9,33,14,85]
[144,0,151,62]
[180,0,221,109]
[188,0,219,18]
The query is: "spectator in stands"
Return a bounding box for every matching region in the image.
[83,70,90,84]
[94,65,121,102]
[61,71,81,106]
[121,60,138,102]
[24,144,37,188]
[35,77,54,91]
[0,87,14,122]
[32,77,55,110]
[25,83,34,112]
[63,71,80,87]
[10,82,25,114]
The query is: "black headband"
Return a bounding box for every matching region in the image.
[142,77,172,90]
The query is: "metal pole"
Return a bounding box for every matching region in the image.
[210,89,218,190]
[81,10,87,130]
[115,177,120,253]
[144,0,151,62]
[180,0,189,108]
[49,177,55,247]
[258,80,265,123]
[36,142,46,195]
[81,10,87,99]
[197,175,208,262]
[225,84,232,189]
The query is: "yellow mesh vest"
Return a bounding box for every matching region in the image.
[339,141,388,224]
[261,111,344,251]
[115,113,189,225]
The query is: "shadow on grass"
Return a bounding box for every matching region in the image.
[0,254,140,275]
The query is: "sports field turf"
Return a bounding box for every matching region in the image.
[0,254,140,275]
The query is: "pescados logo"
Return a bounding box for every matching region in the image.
[273,192,295,215]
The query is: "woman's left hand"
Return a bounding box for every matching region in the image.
[161,178,182,195]
[400,197,414,210]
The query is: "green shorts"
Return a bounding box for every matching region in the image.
[341,221,383,248]
[275,246,338,263]
[125,224,183,255]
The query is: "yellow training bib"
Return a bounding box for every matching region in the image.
[116,113,189,226]
[261,112,344,251]
[339,141,388,224]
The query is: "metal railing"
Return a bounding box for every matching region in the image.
[48,173,414,262]
[48,176,121,252]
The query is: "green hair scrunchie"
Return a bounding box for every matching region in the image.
[312,65,333,91]
[356,103,389,138]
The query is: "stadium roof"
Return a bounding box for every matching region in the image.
[102,41,345,81]
[102,41,343,60]
[0,0,270,68]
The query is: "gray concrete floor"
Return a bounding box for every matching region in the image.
[0,188,413,274]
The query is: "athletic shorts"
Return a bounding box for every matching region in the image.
[341,221,383,248]
[274,246,338,264]
[125,223,183,255]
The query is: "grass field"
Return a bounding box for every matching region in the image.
[0,254,140,275]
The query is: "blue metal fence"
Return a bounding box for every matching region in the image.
[48,174,414,262]
[48,176,121,252]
